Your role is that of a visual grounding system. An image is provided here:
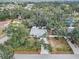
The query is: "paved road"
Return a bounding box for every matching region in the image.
[14,54,79,59]
[0,36,8,44]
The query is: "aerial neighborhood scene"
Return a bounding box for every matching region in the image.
[0,0,79,59]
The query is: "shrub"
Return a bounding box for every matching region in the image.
[0,44,14,59]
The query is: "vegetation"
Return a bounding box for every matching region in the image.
[0,1,79,54]
[5,21,41,53]
[5,21,28,48]
[13,37,41,52]
[0,44,14,59]
[48,37,73,54]
[67,27,79,46]
[0,10,10,21]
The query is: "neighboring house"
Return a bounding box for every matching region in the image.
[24,4,34,10]
[30,26,47,38]
[6,4,14,9]
[65,17,75,27]
[67,27,74,33]
[0,4,17,11]
[5,4,16,10]
[65,17,75,33]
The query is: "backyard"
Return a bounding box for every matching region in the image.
[48,37,73,54]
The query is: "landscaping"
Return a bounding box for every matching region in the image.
[0,44,14,59]
[4,21,41,54]
[0,1,79,59]
[14,37,41,54]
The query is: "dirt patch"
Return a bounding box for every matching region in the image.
[48,37,73,54]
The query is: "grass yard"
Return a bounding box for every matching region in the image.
[48,37,73,54]
[14,37,41,54]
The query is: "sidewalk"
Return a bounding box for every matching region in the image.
[40,38,49,54]
[64,37,79,54]
[40,45,49,54]
[14,54,79,59]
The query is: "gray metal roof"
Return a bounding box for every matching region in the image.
[30,26,47,38]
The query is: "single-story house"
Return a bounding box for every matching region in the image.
[30,26,47,38]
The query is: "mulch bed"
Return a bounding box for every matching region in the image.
[15,50,40,54]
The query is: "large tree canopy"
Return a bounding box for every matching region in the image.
[6,21,29,48]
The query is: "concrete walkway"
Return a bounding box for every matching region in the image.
[40,38,49,54]
[14,54,79,59]
[64,37,79,54]
[40,45,49,54]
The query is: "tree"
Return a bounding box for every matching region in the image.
[22,10,48,28]
[71,28,79,42]
[6,21,29,48]
[0,9,10,21]
[66,27,79,45]
[22,10,35,28]
[34,11,48,27]
[0,44,14,59]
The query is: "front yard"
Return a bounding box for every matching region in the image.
[48,37,73,54]
[5,37,41,54]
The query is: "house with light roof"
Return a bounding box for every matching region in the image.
[30,26,47,38]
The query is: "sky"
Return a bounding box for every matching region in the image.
[0,0,79,2]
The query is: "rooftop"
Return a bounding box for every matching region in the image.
[30,26,47,38]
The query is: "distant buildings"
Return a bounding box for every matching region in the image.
[24,4,34,10]
[5,4,15,10]
[0,4,19,11]
[65,17,75,33]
